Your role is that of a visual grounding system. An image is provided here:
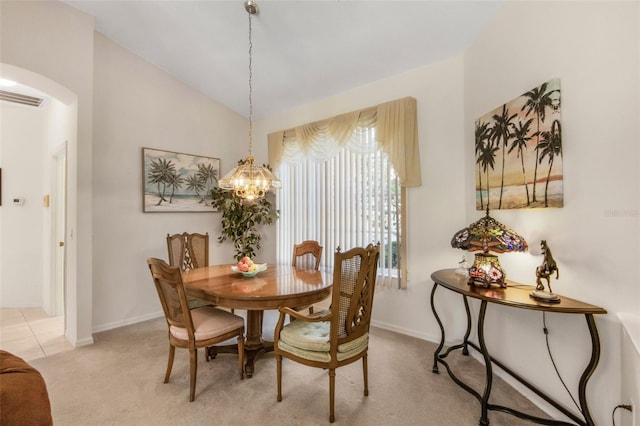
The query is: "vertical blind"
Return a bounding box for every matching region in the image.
[269,97,421,289]
[276,128,404,288]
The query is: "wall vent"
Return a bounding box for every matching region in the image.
[0,90,44,107]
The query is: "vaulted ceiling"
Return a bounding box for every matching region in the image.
[63,0,502,119]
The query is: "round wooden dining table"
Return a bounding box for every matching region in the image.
[182,263,332,377]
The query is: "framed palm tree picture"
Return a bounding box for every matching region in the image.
[142,148,220,212]
[475,79,563,210]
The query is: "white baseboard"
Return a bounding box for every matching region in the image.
[371,318,566,422]
[371,319,448,345]
[92,311,164,334]
[74,336,95,347]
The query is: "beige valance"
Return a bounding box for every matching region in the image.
[268,97,421,187]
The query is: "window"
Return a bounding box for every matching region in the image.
[269,97,421,289]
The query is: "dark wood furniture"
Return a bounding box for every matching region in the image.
[147,258,245,401]
[182,263,332,377]
[430,268,607,426]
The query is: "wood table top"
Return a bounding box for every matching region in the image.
[431,269,607,315]
[182,264,333,310]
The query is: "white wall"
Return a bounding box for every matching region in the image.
[0,104,46,306]
[255,55,470,341]
[620,314,639,426]
[0,1,248,341]
[464,2,640,425]
[258,1,639,424]
[0,0,94,345]
[0,95,72,313]
[91,33,248,330]
[1,1,637,423]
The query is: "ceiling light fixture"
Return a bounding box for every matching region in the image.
[219,0,281,201]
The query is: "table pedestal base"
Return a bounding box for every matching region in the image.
[206,310,275,378]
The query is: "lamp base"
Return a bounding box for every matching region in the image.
[468,253,506,288]
[529,290,561,303]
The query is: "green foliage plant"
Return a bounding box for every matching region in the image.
[210,162,279,261]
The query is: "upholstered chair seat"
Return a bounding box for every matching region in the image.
[277,317,369,363]
[275,243,380,423]
[169,307,245,341]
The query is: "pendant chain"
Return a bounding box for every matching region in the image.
[248,11,253,157]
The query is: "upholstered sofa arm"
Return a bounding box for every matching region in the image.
[0,350,53,425]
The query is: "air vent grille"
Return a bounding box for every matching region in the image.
[0,90,44,107]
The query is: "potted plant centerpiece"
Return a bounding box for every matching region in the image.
[210,160,279,262]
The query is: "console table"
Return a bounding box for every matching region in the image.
[430,269,607,426]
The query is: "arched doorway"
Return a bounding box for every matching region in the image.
[0,63,80,347]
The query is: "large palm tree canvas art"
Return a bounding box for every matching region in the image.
[143,148,220,212]
[475,79,563,210]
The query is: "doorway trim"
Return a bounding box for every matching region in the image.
[50,143,67,318]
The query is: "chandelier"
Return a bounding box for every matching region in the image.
[219,0,281,201]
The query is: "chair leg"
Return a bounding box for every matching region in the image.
[276,354,282,402]
[329,369,336,423]
[363,354,369,396]
[237,335,245,379]
[164,344,175,383]
[189,348,197,402]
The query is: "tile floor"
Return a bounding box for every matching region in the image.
[0,307,74,361]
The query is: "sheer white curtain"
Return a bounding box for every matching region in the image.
[269,97,420,289]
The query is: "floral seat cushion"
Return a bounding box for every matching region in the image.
[278,318,369,362]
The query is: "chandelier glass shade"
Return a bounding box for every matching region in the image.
[219,156,282,201]
[219,0,281,201]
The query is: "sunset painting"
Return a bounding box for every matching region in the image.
[475,79,563,210]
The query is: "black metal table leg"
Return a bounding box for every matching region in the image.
[578,314,600,426]
[462,295,472,356]
[429,269,606,426]
[431,283,445,373]
[477,300,492,426]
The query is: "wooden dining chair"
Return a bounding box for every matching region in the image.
[292,240,325,313]
[275,243,381,423]
[291,240,323,271]
[167,232,209,271]
[147,258,245,402]
[166,232,225,310]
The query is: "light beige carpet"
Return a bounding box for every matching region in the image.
[31,318,550,425]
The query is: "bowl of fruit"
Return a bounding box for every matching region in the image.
[231,257,267,278]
